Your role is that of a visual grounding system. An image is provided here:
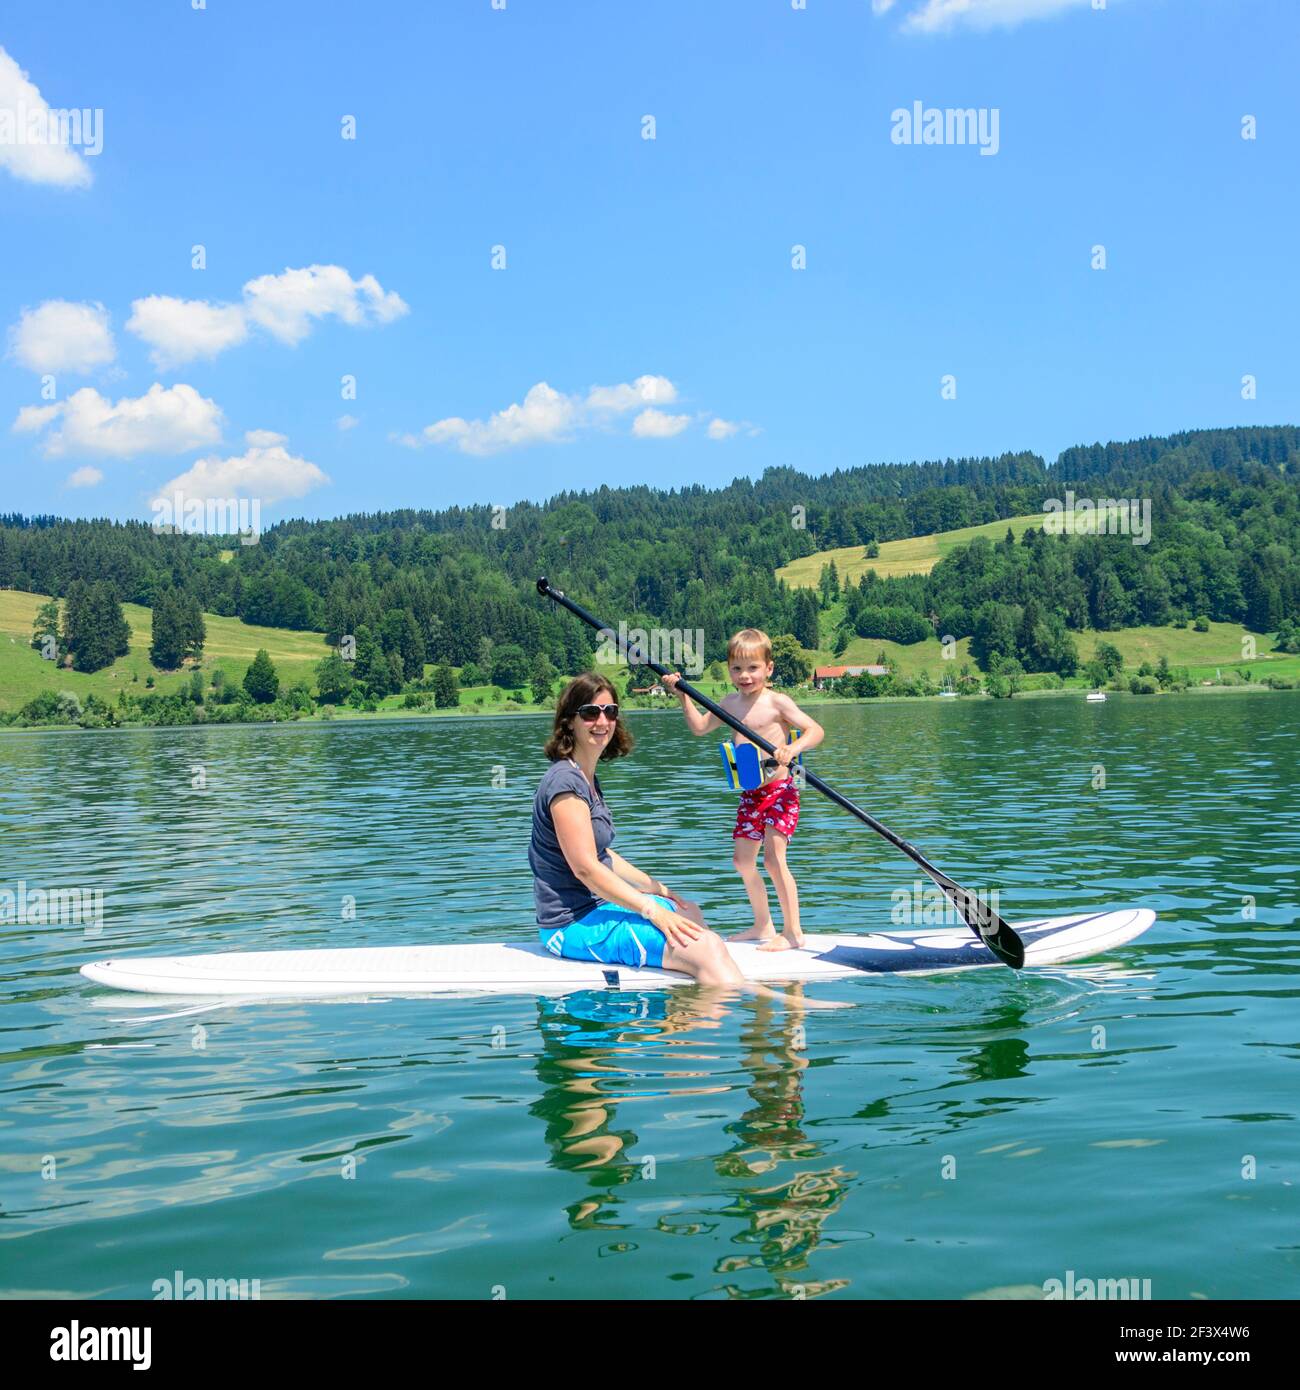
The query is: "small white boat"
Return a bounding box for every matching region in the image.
[1086,690,1107,703]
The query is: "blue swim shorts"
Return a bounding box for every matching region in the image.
[539,894,672,969]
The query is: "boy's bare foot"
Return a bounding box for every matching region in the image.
[757,934,806,953]
[731,924,777,942]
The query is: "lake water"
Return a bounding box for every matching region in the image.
[1,693,1297,1300]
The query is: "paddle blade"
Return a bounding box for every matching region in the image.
[941,882,1026,969]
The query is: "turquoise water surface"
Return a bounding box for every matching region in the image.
[1,693,1297,1299]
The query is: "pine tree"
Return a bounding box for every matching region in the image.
[818,560,840,606]
[530,653,557,705]
[64,581,131,673]
[150,590,188,669]
[60,580,91,665]
[792,589,820,649]
[243,649,280,703]
[1244,564,1283,633]
[183,592,206,659]
[100,583,131,660]
[353,624,393,695]
[431,663,460,708]
[1091,569,1131,630]
[395,609,426,680]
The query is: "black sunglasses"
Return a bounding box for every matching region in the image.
[576,703,620,722]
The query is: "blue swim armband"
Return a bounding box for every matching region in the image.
[719,731,802,791]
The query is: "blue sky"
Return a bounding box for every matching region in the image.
[1,0,1296,527]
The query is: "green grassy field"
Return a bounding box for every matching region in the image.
[0,588,674,719]
[3,584,1293,722]
[1073,622,1270,668]
[793,619,1293,689]
[1073,624,1299,684]
[768,515,1300,689]
[0,589,332,710]
[776,513,1048,588]
[827,633,976,679]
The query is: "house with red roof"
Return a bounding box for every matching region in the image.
[814,664,889,689]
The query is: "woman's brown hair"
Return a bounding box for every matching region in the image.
[544,672,635,761]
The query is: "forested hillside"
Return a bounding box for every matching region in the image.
[1,426,1297,692]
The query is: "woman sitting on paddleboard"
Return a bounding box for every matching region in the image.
[530,673,753,987]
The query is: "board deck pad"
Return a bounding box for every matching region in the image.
[80,909,1156,998]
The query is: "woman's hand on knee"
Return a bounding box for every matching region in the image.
[646,901,703,950]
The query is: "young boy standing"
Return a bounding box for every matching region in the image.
[663,629,824,952]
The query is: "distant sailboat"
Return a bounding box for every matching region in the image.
[1086,690,1107,702]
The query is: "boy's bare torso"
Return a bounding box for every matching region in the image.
[722,689,791,780]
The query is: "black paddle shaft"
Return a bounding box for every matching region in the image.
[536,576,1025,968]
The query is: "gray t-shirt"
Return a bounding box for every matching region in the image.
[529,759,615,928]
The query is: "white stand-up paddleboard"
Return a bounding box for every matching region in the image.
[80,908,1156,998]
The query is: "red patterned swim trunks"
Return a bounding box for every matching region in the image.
[733,777,800,841]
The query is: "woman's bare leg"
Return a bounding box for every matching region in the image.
[662,926,747,986]
[661,927,846,1009]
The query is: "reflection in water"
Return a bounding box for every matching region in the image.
[534,989,736,1182]
[712,994,850,1297]
[1,694,1297,1298]
[532,984,857,1296]
[528,973,1197,1296]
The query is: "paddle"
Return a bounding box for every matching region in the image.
[537,576,1026,969]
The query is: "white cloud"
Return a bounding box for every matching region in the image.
[244,428,286,448]
[423,382,580,455]
[242,264,409,345]
[8,300,115,373]
[892,0,1090,33]
[586,375,677,413]
[13,403,60,432]
[706,416,760,440]
[0,46,93,188]
[13,382,223,458]
[126,295,248,369]
[154,439,329,505]
[414,375,696,455]
[122,265,408,366]
[66,465,103,487]
[337,414,359,431]
[632,409,690,439]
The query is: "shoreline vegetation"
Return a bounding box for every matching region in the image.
[4,590,1298,735]
[0,677,1289,736]
[4,585,1297,731]
[1,628,1294,733]
[3,424,1298,731]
